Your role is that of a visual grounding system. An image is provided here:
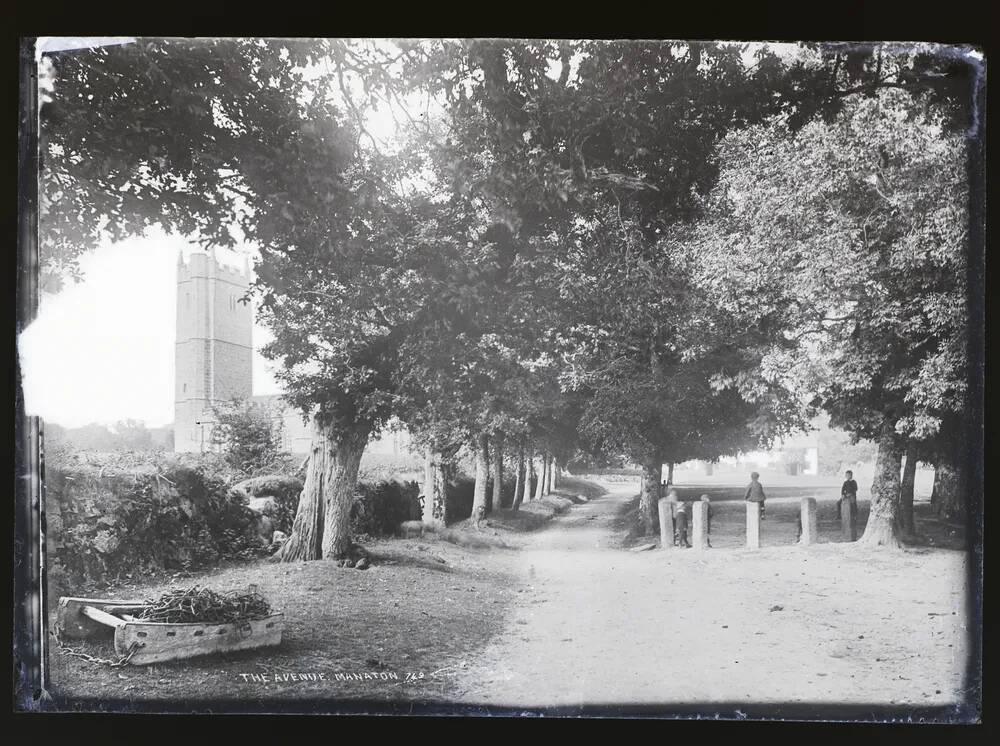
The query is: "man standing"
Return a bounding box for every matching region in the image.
[838,469,859,525]
[744,471,766,520]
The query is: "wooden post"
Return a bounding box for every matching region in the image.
[692,500,709,550]
[800,497,818,545]
[657,498,675,549]
[746,501,760,549]
[841,496,857,542]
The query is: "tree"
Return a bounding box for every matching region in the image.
[41,39,445,560]
[773,42,979,135]
[110,419,154,450]
[65,422,117,451]
[209,398,284,474]
[41,38,979,554]
[392,41,810,535]
[688,88,971,547]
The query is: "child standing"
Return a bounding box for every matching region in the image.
[744,471,766,520]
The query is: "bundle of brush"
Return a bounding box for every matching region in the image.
[136,586,272,624]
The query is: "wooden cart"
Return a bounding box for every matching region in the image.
[55,585,283,665]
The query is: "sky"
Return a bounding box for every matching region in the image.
[18,228,283,428]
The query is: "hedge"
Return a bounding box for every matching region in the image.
[46,459,267,594]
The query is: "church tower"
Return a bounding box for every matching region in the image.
[174,249,253,452]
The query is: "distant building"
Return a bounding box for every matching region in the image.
[173,249,408,457]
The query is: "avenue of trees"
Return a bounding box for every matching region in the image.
[37,39,982,557]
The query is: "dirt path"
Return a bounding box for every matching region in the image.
[450,483,970,710]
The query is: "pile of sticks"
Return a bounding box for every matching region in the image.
[135,586,271,624]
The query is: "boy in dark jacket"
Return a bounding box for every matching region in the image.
[744,471,766,520]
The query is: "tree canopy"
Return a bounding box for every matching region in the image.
[35,38,981,552]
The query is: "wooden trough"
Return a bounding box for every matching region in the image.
[56,586,283,665]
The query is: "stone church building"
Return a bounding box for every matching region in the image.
[173,250,408,457]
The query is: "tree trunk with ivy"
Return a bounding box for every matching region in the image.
[274,416,327,562]
[319,424,369,559]
[898,441,918,536]
[859,419,903,549]
[422,450,448,530]
[639,456,663,536]
[472,433,490,518]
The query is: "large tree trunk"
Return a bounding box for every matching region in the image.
[930,461,965,521]
[859,419,903,549]
[666,462,674,485]
[898,441,918,536]
[273,416,327,562]
[422,450,448,530]
[639,457,662,536]
[491,433,504,513]
[930,427,967,522]
[472,434,490,518]
[511,444,524,511]
[534,452,546,501]
[547,456,557,493]
[319,424,370,560]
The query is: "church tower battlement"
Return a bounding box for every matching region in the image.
[174,249,253,452]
